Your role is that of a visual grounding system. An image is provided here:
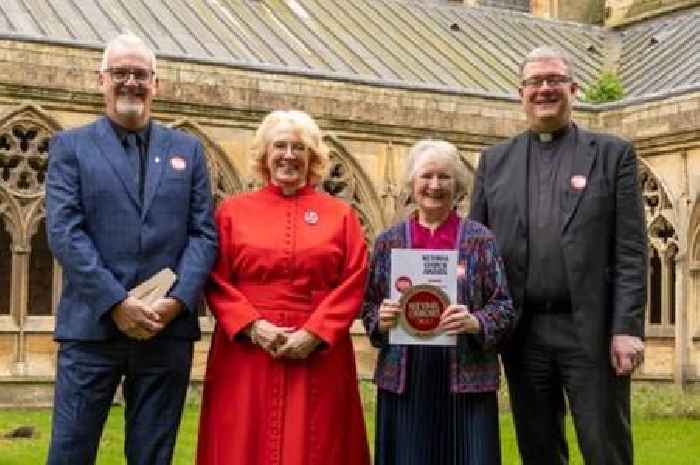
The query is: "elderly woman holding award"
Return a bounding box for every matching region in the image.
[361,139,515,465]
[197,110,370,465]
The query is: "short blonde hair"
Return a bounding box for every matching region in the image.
[402,139,468,199]
[250,110,329,186]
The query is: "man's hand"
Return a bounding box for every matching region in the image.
[438,305,480,335]
[151,297,185,328]
[273,329,321,360]
[111,296,163,340]
[249,320,292,354]
[610,334,644,376]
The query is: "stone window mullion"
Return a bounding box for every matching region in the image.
[10,242,29,373]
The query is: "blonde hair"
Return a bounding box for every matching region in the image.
[402,139,468,199]
[100,33,157,74]
[250,110,329,186]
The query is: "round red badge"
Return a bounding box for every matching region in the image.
[395,276,412,293]
[398,284,450,337]
[170,156,186,171]
[570,175,587,191]
[304,209,319,225]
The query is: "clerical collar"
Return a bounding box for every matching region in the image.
[532,123,571,144]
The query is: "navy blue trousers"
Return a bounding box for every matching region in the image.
[46,337,193,465]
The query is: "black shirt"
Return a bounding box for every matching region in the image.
[525,123,576,311]
[109,118,151,205]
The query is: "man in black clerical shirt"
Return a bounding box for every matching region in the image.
[470,46,647,465]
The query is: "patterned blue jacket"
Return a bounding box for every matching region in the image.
[361,218,515,393]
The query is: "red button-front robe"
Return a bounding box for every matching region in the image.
[197,184,371,465]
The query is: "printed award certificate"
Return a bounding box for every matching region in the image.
[389,249,458,346]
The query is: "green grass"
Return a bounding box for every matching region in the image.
[1,383,699,465]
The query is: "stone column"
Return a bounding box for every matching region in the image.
[10,244,29,376]
[673,252,688,386]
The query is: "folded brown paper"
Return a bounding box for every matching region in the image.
[128,268,177,306]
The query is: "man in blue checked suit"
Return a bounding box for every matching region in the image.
[45,34,217,465]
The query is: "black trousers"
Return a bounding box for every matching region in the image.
[46,337,193,465]
[504,313,632,465]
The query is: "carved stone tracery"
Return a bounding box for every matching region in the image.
[320,135,384,244]
[638,161,678,332]
[0,105,61,248]
[0,105,61,331]
[639,162,678,250]
[169,120,245,204]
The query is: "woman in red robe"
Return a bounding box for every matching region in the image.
[197,110,371,465]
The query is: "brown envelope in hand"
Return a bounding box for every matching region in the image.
[128,268,177,306]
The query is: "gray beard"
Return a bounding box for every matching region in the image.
[115,98,144,117]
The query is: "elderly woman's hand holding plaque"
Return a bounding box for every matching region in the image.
[438,304,481,335]
[378,299,401,333]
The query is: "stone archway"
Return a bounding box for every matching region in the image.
[0,104,62,374]
[168,120,245,204]
[321,134,385,244]
[638,160,679,337]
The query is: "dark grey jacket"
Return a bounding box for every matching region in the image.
[469,125,647,359]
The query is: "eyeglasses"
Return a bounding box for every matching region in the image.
[271,140,307,154]
[521,75,572,88]
[104,67,154,84]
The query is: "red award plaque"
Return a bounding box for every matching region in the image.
[398,284,450,338]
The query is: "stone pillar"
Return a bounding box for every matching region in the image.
[10,244,29,376]
[673,253,688,386]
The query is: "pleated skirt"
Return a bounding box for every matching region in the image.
[375,347,501,465]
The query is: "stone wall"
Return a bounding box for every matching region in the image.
[531,0,606,24]
[0,39,698,405]
[604,0,700,26]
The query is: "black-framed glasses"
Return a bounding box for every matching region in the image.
[104,67,155,83]
[521,75,572,88]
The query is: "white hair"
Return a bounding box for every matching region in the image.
[100,33,157,74]
[402,139,468,199]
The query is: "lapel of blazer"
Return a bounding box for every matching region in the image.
[510,132,529,233]
[93,116,140,209]
[561,125,597,232]
[141,122,170,220]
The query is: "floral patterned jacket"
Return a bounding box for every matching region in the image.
[361,217,516,394]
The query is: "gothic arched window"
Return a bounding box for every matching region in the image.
[640,163,677,337]
[27,219,53,316]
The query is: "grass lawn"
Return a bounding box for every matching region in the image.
[1,383,699,465]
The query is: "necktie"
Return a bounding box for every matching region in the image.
[124,133,146,204]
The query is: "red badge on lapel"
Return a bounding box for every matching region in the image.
[570,175,587,191]
[303,209,319,225]
[170,156,186,171]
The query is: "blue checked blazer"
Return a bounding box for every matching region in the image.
[46,116,217,341]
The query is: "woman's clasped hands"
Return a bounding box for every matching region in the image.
[248,319,322,360]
